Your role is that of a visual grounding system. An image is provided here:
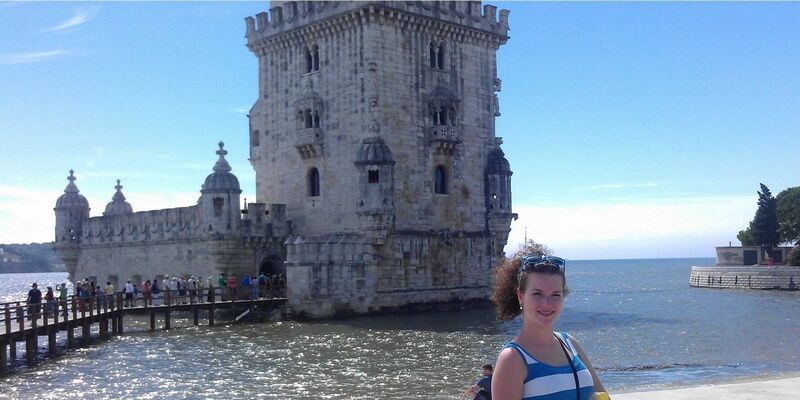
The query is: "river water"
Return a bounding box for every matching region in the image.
[1,258,799,399]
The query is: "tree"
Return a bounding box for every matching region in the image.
[776,186,800,246]
[737,227,756,246]
[747,183,780,248]
[512,239,553,259]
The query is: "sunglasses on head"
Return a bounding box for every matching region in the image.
[519,255,567,278]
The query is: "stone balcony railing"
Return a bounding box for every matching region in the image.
[295,127,323,158]
[428,125,461,155]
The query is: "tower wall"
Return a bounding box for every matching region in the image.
[249,1,514,317]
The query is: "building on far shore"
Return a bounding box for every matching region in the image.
[690,245,798,290]
[53,1,517,318]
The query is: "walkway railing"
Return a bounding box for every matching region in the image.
[0,283,287,374]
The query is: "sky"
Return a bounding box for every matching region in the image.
[1,1,798,260]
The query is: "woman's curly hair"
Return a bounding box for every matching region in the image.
[490,256,568,322]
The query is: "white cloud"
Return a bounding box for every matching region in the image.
[230,107,250,114]
[0,49,70,65]
[507,195,756,260]
[45,8,99,33]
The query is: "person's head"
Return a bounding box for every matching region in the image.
[107,281,111,286]
[491,255,568,322]
[47,286,53,291]
[32,283,38,289]
[482,364,493,376]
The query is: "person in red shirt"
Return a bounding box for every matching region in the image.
[227,274,238,301]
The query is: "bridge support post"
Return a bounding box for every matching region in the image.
[0,342,6,373]
[82,309,90,346]
[165,291,171,331]
[150,312,156,331]
[209,288,215,326]
[48,328,57,355]
[8,338,15,360]
[117,294,124,335]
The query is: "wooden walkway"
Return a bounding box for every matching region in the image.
[0,287,286,373]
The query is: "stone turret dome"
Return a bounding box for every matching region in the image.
[487,147,512,175]
[354,137,395,166]
[103,179,133,216]
[201,141,242,193]
[55,170,90,209]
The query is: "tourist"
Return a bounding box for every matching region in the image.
[58,283,68,311]
[142,279,152,306]
[206,275,215,302]
[257,272,267,299]
[194,276,204,303]
[161,275,172,305]
[151,279,162,306]
[188,275,197,304]
[26,283,42,321]
[490,255,607,400]
[178,277,187,305]
[218,273,227,301]
[124,280,135,307]
[227,274,238,301]
[242,274,251,300]
[461,364,493,400]
[170,277,179,305]
[44,286,56,317]
[103,281,115,307]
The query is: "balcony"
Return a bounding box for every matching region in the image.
[295,128,323,159]
[428,125,461,155]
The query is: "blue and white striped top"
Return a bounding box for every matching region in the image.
[504,332,594,400]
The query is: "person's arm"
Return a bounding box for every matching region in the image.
[460,384,479,400]
[567,334,607,395]
[491,347,527,400]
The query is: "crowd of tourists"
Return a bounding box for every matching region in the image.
[23,272,286,317]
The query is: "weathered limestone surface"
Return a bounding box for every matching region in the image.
[54,1,516,319]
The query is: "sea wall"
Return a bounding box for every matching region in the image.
[690,265,800,290]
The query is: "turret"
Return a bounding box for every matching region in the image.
[103,179,134,216]
[485,140,517,260]
[354,136,395,241]
[199,142,242,235]
[54,170,90,244]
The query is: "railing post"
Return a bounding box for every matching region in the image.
[4,305,10,336]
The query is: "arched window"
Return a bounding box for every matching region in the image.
[304,46,312,73]
[368,170,380,184]
[429,43,437,68]
[313,110,320,128]
[309,168,320,197]
[304,109,313,128]
[311,44,319,71]
[437,43,446,69]
[213,197,224,217]
[434,166,447,194]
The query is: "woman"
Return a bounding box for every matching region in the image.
[491,255,608,400]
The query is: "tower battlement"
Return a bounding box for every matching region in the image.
[246,1,509,48]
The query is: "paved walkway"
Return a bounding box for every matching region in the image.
[614,377,800,400]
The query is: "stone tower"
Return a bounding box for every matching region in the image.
[246,1,514,317]
[54,170,90,275]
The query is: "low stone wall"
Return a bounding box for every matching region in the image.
[690,265,800,290]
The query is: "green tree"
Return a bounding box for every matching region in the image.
[747,183,780,247]
[776,186,800,246]
[737,227,756,246]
